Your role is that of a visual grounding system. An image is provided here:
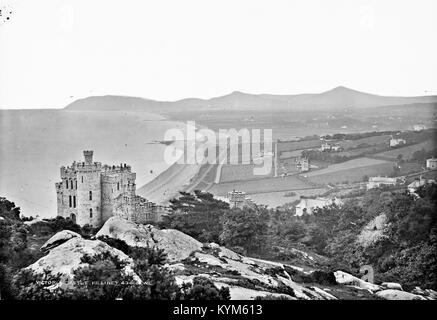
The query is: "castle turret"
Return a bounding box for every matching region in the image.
[84,150,94,165]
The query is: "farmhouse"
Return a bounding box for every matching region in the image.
[367,176,398,190]
[413,124,426,132]
[227,190,253,209]
[389,138,406,148]
[426,158,437,170]
[408,177,436,194]
[320,143,342,152]
[295,197,343,216]
[295,157,309,172]
[320,143,331,152]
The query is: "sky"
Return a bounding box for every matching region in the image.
[0,0,436,109]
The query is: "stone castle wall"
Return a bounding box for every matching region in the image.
[56,151,163,227]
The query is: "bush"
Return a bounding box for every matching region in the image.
[178,277,230,300]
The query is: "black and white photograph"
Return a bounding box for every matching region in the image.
[0,0,436,311]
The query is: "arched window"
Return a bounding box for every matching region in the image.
[117,182,120,191]
[69,195,72,207]
[73,196,76,208]
[65,180,68,189]
[70,180,73,189]
[81,176,84,183]
[89,208,93,218]
[89,191,92,201]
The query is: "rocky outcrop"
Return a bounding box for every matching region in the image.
[357,214,388,247]
[27,237,138,289]
[376,289,426,300]
[381,282,403,291]
[20,217,437,300]
[334,271,381,292]
[40,230,81,252]
[96,216,203,262]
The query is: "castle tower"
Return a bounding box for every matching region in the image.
[84,150,94,165]
[56,151,151,227]
[76,151,102,226]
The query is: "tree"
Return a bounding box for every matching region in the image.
[220,206,269,255]
[161,191,230,243]
[0,197,20,220]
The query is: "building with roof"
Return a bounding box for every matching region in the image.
[367,176,399,190]
[295,197,343,216]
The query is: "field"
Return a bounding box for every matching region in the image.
[219,163,274,183]
[277,139,322,152]
[338,134,392,149]
[304,157,395,184]
[249,188,329,208]
[374,140,435,160]
[208,175,313,196]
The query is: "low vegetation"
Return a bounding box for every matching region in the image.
[161,186,437,290]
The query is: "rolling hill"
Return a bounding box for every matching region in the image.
[64,86,437,112]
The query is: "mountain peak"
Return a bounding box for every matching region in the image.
[327,86,356,93]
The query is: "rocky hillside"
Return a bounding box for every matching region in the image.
[20,217,437,300]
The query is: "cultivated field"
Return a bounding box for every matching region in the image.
[374,140,435,160]
[277,139,321,152]
[208,175,313,196]
[304,157,395,184]
[219,163,274,183]
[338,134,392,149]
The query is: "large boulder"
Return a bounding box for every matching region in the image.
[96,216,203,262]
[381,282,403,291]
[40,230,81,252]
[376,289,426,300]
[26,236,138,288]
[334,271,381,292]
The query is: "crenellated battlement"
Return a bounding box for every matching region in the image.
[102,163,132,173]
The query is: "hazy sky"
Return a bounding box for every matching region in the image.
[1,0,436,109]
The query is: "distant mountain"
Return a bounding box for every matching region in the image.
[64,86,437,112]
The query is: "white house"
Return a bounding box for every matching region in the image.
[367,176,398,190]
[331,145,343,152]
[295,157,309,172]
[413,124,426,132]
[389,138,406,148]
[295,197,343,216]
[320,143,343,152]
[426,158,437,170]
[408,178,436,194]
[320,143,331,152]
